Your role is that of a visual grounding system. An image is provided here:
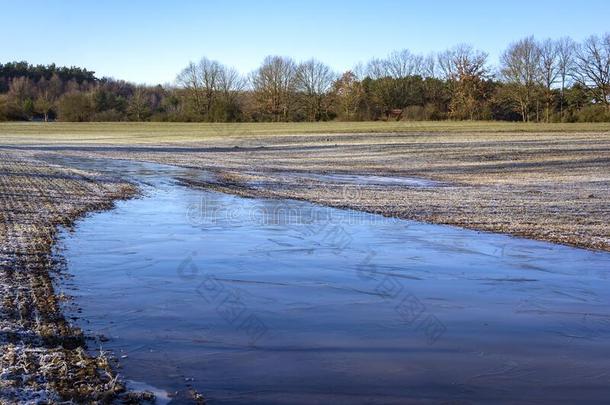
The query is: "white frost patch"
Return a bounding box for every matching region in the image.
[127,380,172,404]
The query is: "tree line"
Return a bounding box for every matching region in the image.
[1,33,609,123]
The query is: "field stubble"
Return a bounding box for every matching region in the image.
[3,123,604,251]
[0,122,609,401]
[0,152,143,402]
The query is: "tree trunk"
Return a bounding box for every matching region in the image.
[560,78,565,122]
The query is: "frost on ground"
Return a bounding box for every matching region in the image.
[127,131,608,251]
[0,152,137,403]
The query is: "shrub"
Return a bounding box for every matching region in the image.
[576,105,610,122]
[57,92,94,122]
[90,109,124,122]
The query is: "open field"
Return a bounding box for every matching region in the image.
[0,122,609,401]
[2,122,608,251]
[1,121,610,144]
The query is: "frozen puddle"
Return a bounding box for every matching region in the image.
[52,156,610,404]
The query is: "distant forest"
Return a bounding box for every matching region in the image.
[1,33,609,123]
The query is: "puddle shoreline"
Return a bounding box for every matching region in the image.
[48,155,610,404]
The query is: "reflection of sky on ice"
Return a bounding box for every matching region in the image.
[52,156,610,404]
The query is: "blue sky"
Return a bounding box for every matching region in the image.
[1,0,609,84]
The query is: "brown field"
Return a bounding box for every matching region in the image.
[3,122,607,251]
[0,152,138,402]
[0,121,609,401]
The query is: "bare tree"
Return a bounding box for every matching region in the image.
[251,56,297,121]
[365,58,387,79]
[176,61,204,115]
[422,53,438,78]
[352,62,367,81]
[364,50,425,79]
[384,49,423,78]
[196,58,222,118]
[572,33,610,109]
[539,39,560,122]
[556,37,575,119]
[218,67,244,92]
[500,36,542,122]
[177,57,243,121]
[295,59,336,121]
[438,44,489,80]
[218,66,245,106]
[438,44,489,119]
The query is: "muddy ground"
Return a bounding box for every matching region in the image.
[10,130,610,251]
[0,129,608,402]
[0,151,142,403]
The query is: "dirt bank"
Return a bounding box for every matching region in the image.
[0,151,138,402]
